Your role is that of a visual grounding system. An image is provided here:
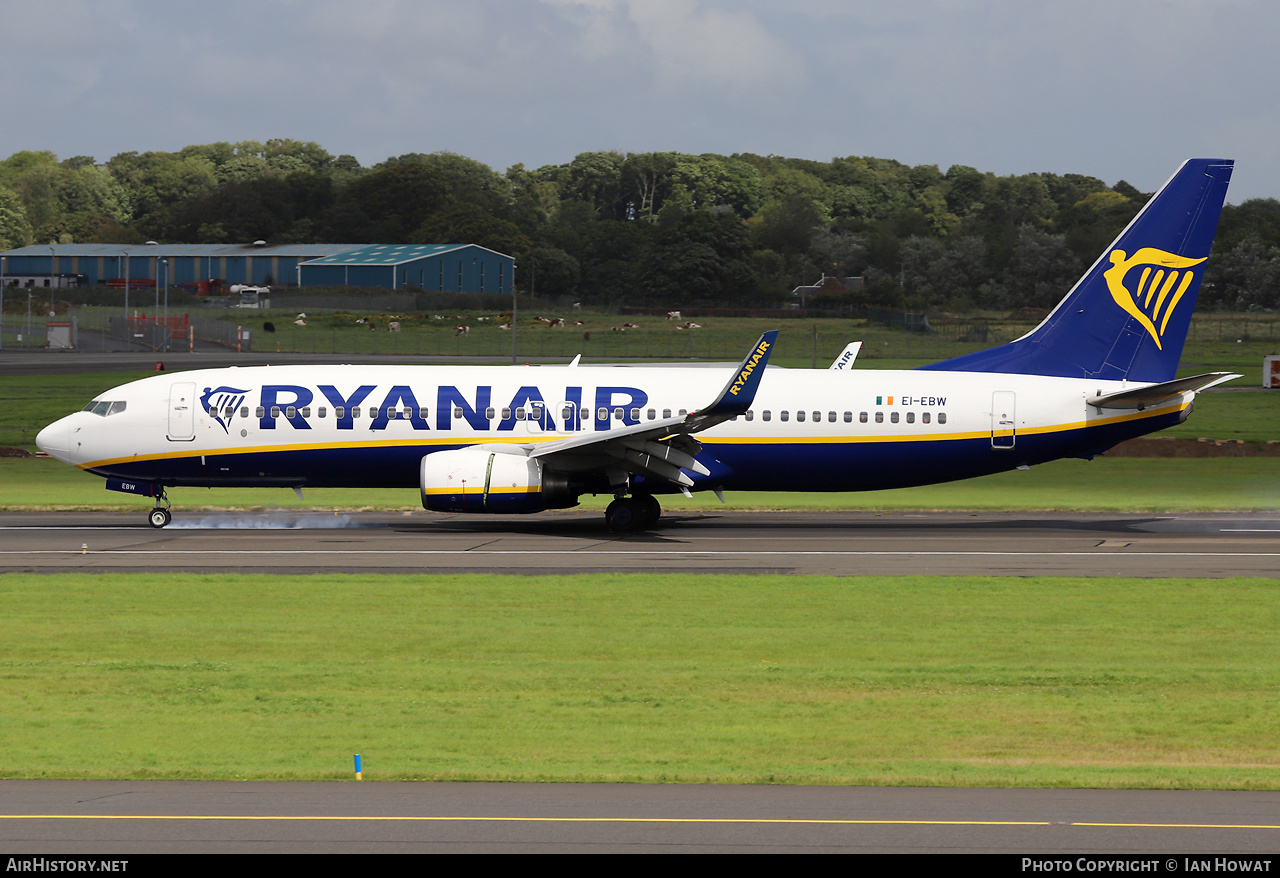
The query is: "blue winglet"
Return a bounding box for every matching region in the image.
[698,330,778,419]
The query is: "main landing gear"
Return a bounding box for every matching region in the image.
[147,489,172,528]
[605,494,661,532]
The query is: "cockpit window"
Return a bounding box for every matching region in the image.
[84,400,126,417]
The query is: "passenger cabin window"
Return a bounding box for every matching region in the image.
[875,412,883,423]
[906,412,915,424]
[796,411,806,422]
[859,412,867,423]
[762,411,771,422]
[922,412,931,424]
[780,411,789,422]
[890,412,899,423]
[938,413,947,424]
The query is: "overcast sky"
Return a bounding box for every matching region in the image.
[3,0,1277,202]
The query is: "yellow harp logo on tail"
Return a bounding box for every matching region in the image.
[1103,248,1207,350]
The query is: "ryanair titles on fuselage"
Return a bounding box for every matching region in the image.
[219,384,653,433]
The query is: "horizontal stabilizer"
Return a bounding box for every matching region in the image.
[1088,372,1239,410]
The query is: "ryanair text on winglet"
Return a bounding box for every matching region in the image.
[727,339,771,397]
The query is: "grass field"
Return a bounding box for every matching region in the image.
[3,572,1278,788]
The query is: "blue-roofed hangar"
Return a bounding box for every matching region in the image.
[0,243,514,294]
[298,244,513,293]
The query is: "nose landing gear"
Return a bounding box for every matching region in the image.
[147,490,172,528]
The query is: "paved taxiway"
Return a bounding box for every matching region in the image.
[5,780,1280,854]
[2,509,1278,577]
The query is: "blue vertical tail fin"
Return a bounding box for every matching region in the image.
[924,158,1233,382]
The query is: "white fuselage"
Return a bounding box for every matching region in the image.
[37,363,1185,496]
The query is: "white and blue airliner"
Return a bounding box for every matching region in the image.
[37,158,1237,531]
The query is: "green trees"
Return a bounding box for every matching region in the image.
[2,143,1273,311]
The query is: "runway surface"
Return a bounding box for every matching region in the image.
[2,509,1278,577]
[4,780,1280,854]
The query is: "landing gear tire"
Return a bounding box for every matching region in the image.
[605,497,641,532]
[605,495,661,532]
[638,494,661,527]
[148,507,172,529]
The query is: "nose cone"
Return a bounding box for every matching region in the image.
[36,417,74,464]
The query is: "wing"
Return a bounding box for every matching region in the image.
[529,330,778,489]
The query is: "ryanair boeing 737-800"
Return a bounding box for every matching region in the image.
[37,158,1237,531]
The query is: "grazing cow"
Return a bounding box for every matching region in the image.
[677,321,703,330]
[293,318,306,326]
[666,311,681,320]
[296,312,306,320]
[388,321,400,332]
[548,318,565,328]
[498,323,511,330]
[622,322,639,329]
[454,325,470,337]
[355,317,367,325]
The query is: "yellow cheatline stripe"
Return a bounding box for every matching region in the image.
[2,815,1278,829]
[76,435,537,470]
[420,486,539,495]
[75,402,1187,469]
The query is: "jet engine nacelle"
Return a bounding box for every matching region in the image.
[420,448,577,513]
